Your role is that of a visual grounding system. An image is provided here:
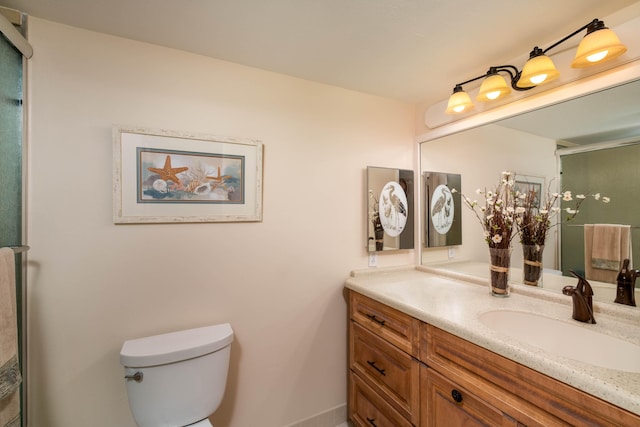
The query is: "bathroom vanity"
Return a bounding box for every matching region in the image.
[346,266,640,426]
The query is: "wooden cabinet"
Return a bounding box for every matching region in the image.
[347,289,640,427]
[422,323,640,427]
[350,290,420,355]
[348,291,420,426]
[350,372,413,427]
[420,366,514,427]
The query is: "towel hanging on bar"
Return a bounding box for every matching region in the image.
[0,247,22,427]
[584,224,632,283]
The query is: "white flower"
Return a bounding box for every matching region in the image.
[515,207,526,214]
[486,214,494,220]
[602,197,610,203]
[576,194,586,199]
[506,206,515,213]
[594,193,601,200]
[491,234,503,244]
[565,208,577,214]
[540,209,548,214]
[475,188,482,195]
[562,191,573,201]
[451,188,458,193]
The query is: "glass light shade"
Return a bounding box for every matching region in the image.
[571,28,627,68]
[517,54,559,88]
[445,90,474,114]
[477,74,511,102]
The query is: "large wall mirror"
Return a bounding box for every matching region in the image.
[420,77,640,307]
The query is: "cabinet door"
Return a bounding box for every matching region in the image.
[423,324,640,426]
[420,365,513,427]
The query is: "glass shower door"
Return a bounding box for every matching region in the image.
[0,24,25,427]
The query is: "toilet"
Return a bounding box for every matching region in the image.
[120,323,233,427]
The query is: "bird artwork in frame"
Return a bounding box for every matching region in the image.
[367,166,414,252]
[424,171,462,247]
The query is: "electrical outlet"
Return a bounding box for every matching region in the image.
[369,252,378,267]
[448,247,456,259]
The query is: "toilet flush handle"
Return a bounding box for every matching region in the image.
[124,371,143,382]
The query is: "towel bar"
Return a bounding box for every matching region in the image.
[7,245,29,254]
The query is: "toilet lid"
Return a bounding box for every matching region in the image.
[120,323,233,367]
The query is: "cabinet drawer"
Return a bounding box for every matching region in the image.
[420,365,509,427]
[350,321,419,423]
[349,290,419,356]
[349,371,413,427]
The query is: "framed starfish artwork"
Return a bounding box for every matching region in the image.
[113,126,263,223]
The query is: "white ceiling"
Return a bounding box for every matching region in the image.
[2,0,638,105]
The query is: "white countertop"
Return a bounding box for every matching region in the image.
[344,265,640,416]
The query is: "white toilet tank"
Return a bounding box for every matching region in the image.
[120,323,234,427]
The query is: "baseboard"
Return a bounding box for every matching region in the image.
[284,403,347,427]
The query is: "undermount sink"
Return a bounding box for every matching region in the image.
[478,310,640,373]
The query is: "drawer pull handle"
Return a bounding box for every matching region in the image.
[367,360,386,376]
[451,389,463,403]
[366,417,378,426]
[365,313,386,326]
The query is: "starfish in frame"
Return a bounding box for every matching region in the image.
[148,155,189,184]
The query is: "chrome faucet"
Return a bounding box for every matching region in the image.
[614,259,638,307]
[562,270,596,324]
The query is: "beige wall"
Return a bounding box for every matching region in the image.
[25,18,415,427]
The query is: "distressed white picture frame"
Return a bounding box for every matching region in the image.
[113,126,263,223]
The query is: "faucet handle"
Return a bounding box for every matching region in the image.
[569,270,594,297]
[566,270,596,324]
[617,259,632,282]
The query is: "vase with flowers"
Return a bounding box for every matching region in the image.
[515,183,610,286]
[455,171,518,296]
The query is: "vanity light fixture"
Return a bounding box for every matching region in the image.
[446,18,627,114]
[445,85,474,114]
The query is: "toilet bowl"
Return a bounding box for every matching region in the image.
[120,323,233,427]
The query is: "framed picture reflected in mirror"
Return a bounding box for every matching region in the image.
[424,171,461,247]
